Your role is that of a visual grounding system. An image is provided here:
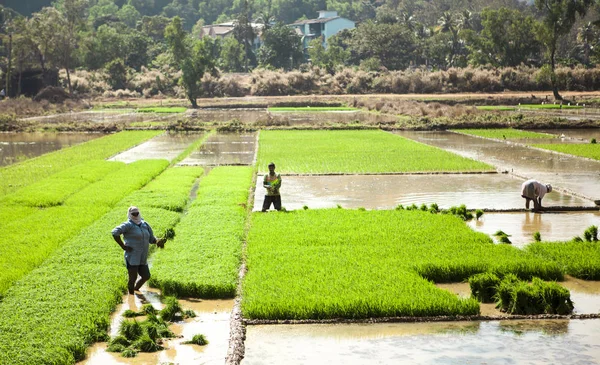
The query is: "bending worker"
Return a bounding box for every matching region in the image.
[521,179,552,212]
[262,162,282,212]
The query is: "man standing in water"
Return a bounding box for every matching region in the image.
[262,162,282,212]
[521,179,552,212]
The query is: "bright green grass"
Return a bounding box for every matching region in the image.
[242,209,562,320]
[0,131,162,196]
[476,106,517,111]
[118,166,204,212]
[257,130,493,173]
[137,107,187,113]
[520,104,583,110]
[268,107,358,112]
[1,160,124,207]
[526,241,600,280]
[0,207,181,365]
[532,143,600,160]
[0,160,169,296]
[453,128,556,140]
[150,166,253,298]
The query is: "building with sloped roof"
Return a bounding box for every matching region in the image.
[199,22,265,51]
[290,11,355,50]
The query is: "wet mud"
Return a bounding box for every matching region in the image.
[468,211,600,247]
[436,279,600,316]
[0,132,103,166]
[79,287,233,365]
[242,319,600,365]
[252,174,593,212]
[179,132,257,166]
[535,128,600,142]
[21,110,177,124]
[108,132,204,163]
[395,130,600,201]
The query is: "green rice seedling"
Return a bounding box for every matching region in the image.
[117,166,204,212]
[533,278,573,315]
[183,309,197,318]
[407,203,418,211]
[137,107,187,113]
[469,272,501,303]
[0,196,182,364]
[533,143,600,161]
[494,230,509,237]
[337,204,343,209]
[132,333,162,352]
[475,209,484,220]
[420,203,428,211]
[120,320,144,341]
[109,336,130,348]
[453,128,555,140]
[0,130,162,197]
[573,236,583,242]
[591,138,597,144]
[160,296,183,322]
[121,348,138,358]
[243,209,561,320]
[142,304,156,315]
[358,207,366,211]
[498,235,512,244]
[533,232,541,242]
[395,204,405,210]
[183,334,209,345]
[151,167,253,298]
[429,203,439,214]
[257,130,492,174]
[526,241,600,280]
[267,106,358,112]
[303,205,309,210]
[583,225,598,242]
[123,310,141,318]
[106,343,127,353]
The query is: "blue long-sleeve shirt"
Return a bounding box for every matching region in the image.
[112,219,157,265]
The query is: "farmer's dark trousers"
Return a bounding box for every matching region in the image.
[262,195,282,212]
[126,259,150,294]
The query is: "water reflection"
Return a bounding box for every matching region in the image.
[0,132,103,166]
[243,319,600,365]
[109,132,203,163]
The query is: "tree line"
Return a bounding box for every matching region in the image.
[1,0,600,103]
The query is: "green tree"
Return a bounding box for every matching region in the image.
[54,0,88,95]
[220,36,245,72]
[165,16,215,107]
[117,4,142,28]
[104,58,128,90]
[257,22,303,70]
[233,0,256,71]
[349,21,416,70]
[577,21,596,65]
[469,8,541,67]
[535,0,594,99]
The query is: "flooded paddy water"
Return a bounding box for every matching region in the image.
[0,132,103,166]
[108,132,204,163]
[21,110,177,124]
[179,132,257,166]
[243,319,600,365]
[80,288,233,365]
[253,173,593,212]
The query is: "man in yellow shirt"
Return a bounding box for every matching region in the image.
[262,162,282,212]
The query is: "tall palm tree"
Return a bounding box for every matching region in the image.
[437,12,460,67]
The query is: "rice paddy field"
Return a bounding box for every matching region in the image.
[0,125,599,364]
[257,130,493,173]
[533,143,600,160]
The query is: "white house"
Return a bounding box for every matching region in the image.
[199,22,265,51]
[289,11,355,50]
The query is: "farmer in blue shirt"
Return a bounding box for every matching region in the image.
[112,206,165,295]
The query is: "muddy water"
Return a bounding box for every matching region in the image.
[252,174,593,211]
[108,132,203,163]
[0,132,103,166]
[21,110,177,124]
[395,131,600,201]
[436,279,600,316]
[468,211,600,247]
[189,109,267,124]
[179,132,257,166]
[80,288,233,365]
[243,319,600,365]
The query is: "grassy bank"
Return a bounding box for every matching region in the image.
[533,143,600,160]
